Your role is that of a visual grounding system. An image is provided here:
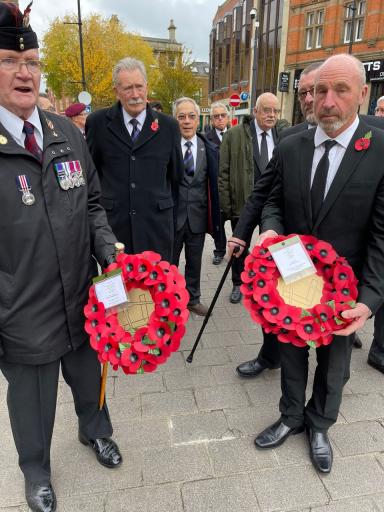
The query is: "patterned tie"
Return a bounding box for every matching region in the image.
[23,121,43,163]
[259,131,269,171]
[184,141,194,177]
[130,118,140,142]
[311,139,337,222]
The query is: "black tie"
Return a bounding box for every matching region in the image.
[184,141,194,177]
[130,118,140,142]
[311,139,337,222]
[220,131,224,140]
[259,131,269,171]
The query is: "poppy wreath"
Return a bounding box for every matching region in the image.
[84,251,189,374]
[240,234,358,348]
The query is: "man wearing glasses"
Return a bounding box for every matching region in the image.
[375,96,384,117]
[219,92,281,377]
[206,102,230,266]
[173,97,221,316]
[0,3,122,511]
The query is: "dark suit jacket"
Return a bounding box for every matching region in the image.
[86,103,183,262]
[177,134,221,240]
[205,127,222,147]
[250,121,278,180]
[261,119,384,313]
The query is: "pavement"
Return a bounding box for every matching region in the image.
[0,232,384,511]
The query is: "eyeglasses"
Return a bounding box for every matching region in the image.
[212,113,228,119]
[375,107,384,114]
[298,87,315,100]
[260,107,281,115]
[0,58,43,73]
[177,113,197,121]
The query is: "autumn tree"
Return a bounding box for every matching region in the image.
[151,51,200,114]
[42,14,156,109]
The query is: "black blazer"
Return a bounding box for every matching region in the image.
[250,122,279,180]
[205,127,222,147]
[261,119,384,313]
[86,103,183,262]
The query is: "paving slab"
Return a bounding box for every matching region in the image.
[311,493,384,512]
[339,393,384,422]
[170,410,232,445]
[194,383,251,411]
[105,483,183,512]
[141,389,197,418]
[182,475,260,512]
[330,420,384,456]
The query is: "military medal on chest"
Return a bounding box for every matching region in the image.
[54,160,85,190]
[16,174,35,206]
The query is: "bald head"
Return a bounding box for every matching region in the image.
[314,53,368,137]
[254,92,280,131]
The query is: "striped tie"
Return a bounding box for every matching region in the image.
[184,141,194,177]
[23,121,43,163]
[130,118,140,142]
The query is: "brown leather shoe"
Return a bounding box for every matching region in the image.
[188,303,209,316]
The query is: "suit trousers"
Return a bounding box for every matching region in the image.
[279,335,353,431]
[369,304,384,366]
[0,341,112,484]
[173,220,205,305]
[213,214,227,257]
[230,217,250,286]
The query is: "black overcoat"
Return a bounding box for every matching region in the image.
[86,103,183,262]
[0,109,117,364]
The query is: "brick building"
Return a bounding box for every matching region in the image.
[282,0,384,123]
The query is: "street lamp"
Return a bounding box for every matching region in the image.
[64,0,86,91]
[249,7,259,113]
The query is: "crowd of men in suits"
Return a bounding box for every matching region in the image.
[2,6,384,506]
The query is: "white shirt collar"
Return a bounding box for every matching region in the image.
[181,134,198,147]
[314,115,360,149]
[254,119,272,137]
[0,105,43,147]
[122,106,147,128]
[215,127,227,137]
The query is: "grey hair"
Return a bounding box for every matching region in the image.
[172,97,201,117]
[112,57,147,86]
[300,61,322,78]
[376,96,384,106]
[255,92,278,110]
[318,54,366,86]
[210,102,228,116]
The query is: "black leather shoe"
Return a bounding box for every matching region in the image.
[255,420,305,449]
[367,358,384,374]
[353,334,362,349]
[230,285,242,304]
[236,358,266,377]
[25,481,56,512]
[79,434,123,468]
[212,254,223,265]
[308,428,333,473]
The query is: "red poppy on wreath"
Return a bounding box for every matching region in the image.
[151,119,159,132]
[84,251,189,374]
[241,234,358,348]
[354,130,372,151]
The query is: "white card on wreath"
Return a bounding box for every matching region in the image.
[268,235,316,284]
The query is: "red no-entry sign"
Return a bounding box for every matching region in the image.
[229,94,241,107]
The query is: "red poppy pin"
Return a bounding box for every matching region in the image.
[151,119,159,132]
[355,130,372,151]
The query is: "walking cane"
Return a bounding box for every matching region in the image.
[98,242,125,410]
[186,245,240,363]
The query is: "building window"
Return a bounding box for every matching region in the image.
[344,1,365,43]
[305,9,324,50]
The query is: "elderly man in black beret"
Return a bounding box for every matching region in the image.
[0,3,122,511]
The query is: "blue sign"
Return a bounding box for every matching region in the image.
[240,92,249,101]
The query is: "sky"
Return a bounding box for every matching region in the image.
[29,0,219,62]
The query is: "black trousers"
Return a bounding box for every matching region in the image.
[230,217,251,286]
[213,213,227,257]
[369,304,384,367]
[0,342,112,485]
[279,335,353,431]
[256,331,281,368]
[173,220,205,305]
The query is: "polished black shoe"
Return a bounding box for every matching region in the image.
[25,481,56,512]
[236,358,266,377]
[308,428,333,473]
[79,434,123,468]
[367,358,384,374]
[212,254,224,265]
[353,333,363,349]
[255,420,305,449]
[230,285,242,304]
